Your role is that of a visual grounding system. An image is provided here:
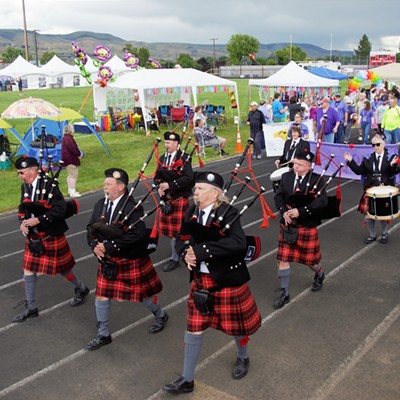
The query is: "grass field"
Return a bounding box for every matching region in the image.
[0,78,347,212]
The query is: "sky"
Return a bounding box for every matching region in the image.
[3,0,400,52]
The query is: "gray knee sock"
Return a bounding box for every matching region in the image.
[24,274,37,310]
[366,219,376,237]
[95,299,111,337]
[278,268,291,293]
[234,335,249,360]
[380,220,388,235]
[142,297,164,318]
[170,238,179,262]
[61,270,85,290]
[183,331,203,382]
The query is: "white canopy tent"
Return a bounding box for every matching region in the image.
[371,63,400,86]
[104,55,133,76]
[40,55,81,88]
[93,68,240,131]
[249,61,339,98]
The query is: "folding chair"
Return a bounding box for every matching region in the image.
[158,105,171,124]
[215,105,227,127]
[166,107,186,130]
[194,127,221,157]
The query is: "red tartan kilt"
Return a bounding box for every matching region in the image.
[95,255,163,302]
[23,233,75,276]
[159,196,188,238]
[277,224,321,266]
[187,273,261,336]
[358,191,369,215]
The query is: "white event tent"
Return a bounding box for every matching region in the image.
[371,63,400,86]
[39,55,81,88]
[249,61,339,98]
[104,55,132,76]
[93,68,240,131]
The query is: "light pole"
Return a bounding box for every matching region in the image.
[34,29,39,66]
[22,0,29,61]
[210,38,218,72]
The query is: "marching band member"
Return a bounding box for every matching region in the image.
[12,156,89,323]
[273,151,328,309]
[344,134,399,244]
[162,172,261,394]
[85,168,168,351]
[155,131,194,272]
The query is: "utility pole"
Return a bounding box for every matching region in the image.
[210,38,218,72]
[22,0,29,61]
[329,33,333,61]
[34,29,39,66]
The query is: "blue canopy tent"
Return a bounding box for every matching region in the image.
[308,67,349,81]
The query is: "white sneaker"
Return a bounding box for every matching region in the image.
[357,136,363,141]
[70,191,82,198]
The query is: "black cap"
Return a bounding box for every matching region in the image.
[163,131,180,142]
[195,171,224,190]
[104,168,129,185]
[15,156,39,169]
[294,150,314,163]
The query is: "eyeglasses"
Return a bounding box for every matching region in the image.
[371,143,381,147]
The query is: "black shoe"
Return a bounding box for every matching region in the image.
[162,259,180,272]
[220,150,229,156]
[273,289,290,309]
[70,286,90,307]
[232,357,250,380]
[163,376,194,394]
[364,236,376,244]
[311,271,325,292]
[12,307,39,323]
[149,312,169,334]
[380,233,388,244]
[85,334,112,351]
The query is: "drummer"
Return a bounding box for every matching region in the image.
[344,134,399,244]
[275,125,310,169]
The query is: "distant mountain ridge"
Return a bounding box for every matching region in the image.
[0,29,353,63]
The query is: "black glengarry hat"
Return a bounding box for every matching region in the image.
[163,131,180,142]
[294,150,314,163]
[15,156,39,169]
[104,168,129,185]
[195,171,224,189]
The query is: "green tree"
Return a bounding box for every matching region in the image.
[354,34,372,65]
[275,45,307,65]
[175,53,200,69]
[226,34,260,65]
[2,47,25,63]
[397,53,400,63]
[123,43,137,54]
[40,51,59,65]
[137,48,150,67]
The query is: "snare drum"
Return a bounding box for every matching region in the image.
[270,167,290,193]
[366,185,400,220]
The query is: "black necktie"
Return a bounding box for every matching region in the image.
[294,176,302,192]
[198,210,205,225]
[374,155,381,172]
[288,141,296,159]
[166,154,171,166]
[106,201,113,224]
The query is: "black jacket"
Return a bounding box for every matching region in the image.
[176,203,250,288]
[277,138,310,165]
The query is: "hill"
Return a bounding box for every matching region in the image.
[0,29,353,63]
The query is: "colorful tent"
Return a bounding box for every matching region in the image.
[308,67,349,81]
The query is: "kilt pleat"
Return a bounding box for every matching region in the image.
[277,224,321,266]
[95,255,163,302]
[187,273,261,336]
[22,233,75,275]
[159,196,188,238]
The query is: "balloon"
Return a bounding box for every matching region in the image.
[98,65,114,80]
[249,53,256,61]
[133,113,142,122]
[93,45,112,61]
[148,58,162,69]
[124,51,139,69]
[133,90,139,102]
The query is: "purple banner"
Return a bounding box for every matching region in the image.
[308,141,399,182]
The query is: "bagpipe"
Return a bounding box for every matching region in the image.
[179,178,265,263]
[288,154,344,220]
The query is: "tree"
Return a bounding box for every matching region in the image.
[175,53,200,69]
[40,51,59,65]
[2,47,25,63]
[354,34,372,65]
[226,34,260,65]
[275,45,307,65]
[137,48,150,67]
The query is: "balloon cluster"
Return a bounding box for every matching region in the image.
[348,70,384,92]
[72,42,92,84]
[124,51,140,69]
[229,90,237,109]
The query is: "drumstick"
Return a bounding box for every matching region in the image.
[277,160,293,168]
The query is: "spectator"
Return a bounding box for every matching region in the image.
[194,119,228,156]
[288,112,309,140]
[332,93,348,143]
[288,96,305,121]
[247,101,266,159]
[316,98,340,143]
[382,92,400,144]
[356,91,367,141]
[375,94,389,136]
[359,100,373,144]
[272,93,288,123]
[343,100,357,144]
[17,78,23,96]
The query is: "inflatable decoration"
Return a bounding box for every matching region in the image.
[133,89,139,102]
[124,51,139,69]
[149,58,162,69]
[348,70,384,92]
[94,45,112,62]
[72,41,92,84]
[229,89,237,109]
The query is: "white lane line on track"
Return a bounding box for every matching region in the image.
[1,203,396,399]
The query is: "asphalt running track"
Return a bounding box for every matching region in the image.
[0,150,399,400]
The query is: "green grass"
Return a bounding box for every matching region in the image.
[0,78,348,213]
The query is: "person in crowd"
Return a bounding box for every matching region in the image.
[12,157,89,323]
[275,125,310,169]
[259,98,273,124]
[309,100,318,135]
[359,100,373,144]
[332,93,348,144]
[273,151,328,309]
[288,112,309,139]
[382,91,400,144]
[272,92,288,123]
[288,96,305,121]
[17,77,23,95]
[343,99,357,144]
[301,97,311,120]
[247,101,266,159]
[356,91,367,142]
[85,168,168,350]
[193,105,208,129]
[344,134,399,244]
[154,132,194,272]
[193,119,228,156]
[371,94,381,111]
[61,123,82,198]
[162,171,261,394]
[375,94,389,136]
[316,97,340,143]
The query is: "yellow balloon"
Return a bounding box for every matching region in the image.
[133,113,142,122]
